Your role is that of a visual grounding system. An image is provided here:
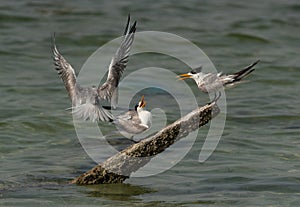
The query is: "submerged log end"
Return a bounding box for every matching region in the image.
[70,164,128,185]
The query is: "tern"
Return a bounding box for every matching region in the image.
[178,60,260,94]
[113,95,152,139]
[52,15,137,122]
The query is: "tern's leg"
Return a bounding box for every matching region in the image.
[207,91,221,105]
[207,92,216,105]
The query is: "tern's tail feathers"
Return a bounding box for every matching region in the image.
[224,60,259,87]
[232,60,259,81]
[71,103,114,122]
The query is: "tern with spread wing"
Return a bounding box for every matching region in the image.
[178,60,259,94]
[113,95,152,139]
[52,15,137,122]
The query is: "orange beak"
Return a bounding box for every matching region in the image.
[139,95,147,108]
[177,73,192,80]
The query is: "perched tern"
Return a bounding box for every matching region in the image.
[113,95,152,139]
[52,15,137,122]
[178,60,260,94]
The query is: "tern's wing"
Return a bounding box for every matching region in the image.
[203,73,220,85]
[98,15,137,107]
[52,34,78,103]
[116,110,137,121]
[200,73,223,92]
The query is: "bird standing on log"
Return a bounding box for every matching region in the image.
[113,95,152,139]
[178,60,260,94]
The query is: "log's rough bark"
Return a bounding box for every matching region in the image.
[71,100,220,185]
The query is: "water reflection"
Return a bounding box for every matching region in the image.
[84,183,155,201]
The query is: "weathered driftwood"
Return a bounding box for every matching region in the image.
[71,100,220,185]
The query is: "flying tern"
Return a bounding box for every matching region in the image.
[52,15,137,122]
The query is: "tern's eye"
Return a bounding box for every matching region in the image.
[190,66,202,74]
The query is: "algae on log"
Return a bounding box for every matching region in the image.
[71,100,220,185]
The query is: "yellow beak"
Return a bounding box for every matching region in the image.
[177,73,192,80]
[139,95,147,108]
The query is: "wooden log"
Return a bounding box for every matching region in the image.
[71,99,220,185]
